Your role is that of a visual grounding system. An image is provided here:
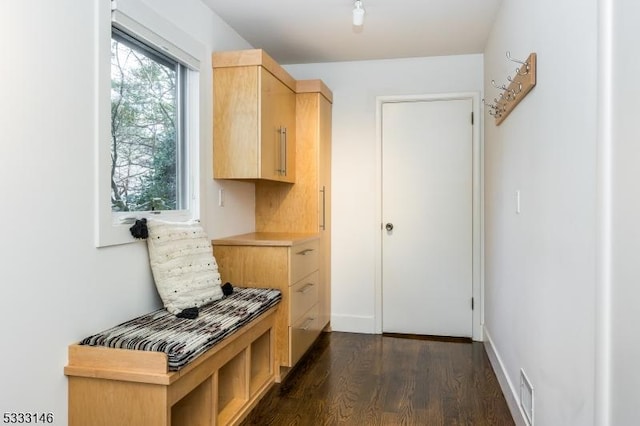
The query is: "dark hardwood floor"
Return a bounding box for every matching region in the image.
[241,332,514,426]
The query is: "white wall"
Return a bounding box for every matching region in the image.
[482,0,598,424]
[286,55,484,333]
[8,1,635,424]
[607,0,640,424]
[0,0,253,422]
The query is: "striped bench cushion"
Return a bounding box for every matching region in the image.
[79,287,281,371]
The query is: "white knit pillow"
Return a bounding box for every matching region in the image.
[146,219,223,315]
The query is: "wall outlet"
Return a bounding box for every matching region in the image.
[520,369,534,425]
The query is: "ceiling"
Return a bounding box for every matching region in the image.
[201,0,503,65]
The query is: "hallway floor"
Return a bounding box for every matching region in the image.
[241,331,514,425]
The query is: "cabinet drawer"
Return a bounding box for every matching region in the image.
[291,240,319,284]
[289,303,322,366]
[290,271,319,323]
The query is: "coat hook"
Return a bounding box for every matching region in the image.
[505,77,523,96]
[513,81,523,94]
[482,98,500,116]
[482,98,498,107]
[506,51,530,76]
[506,51,526,65]
[491,80,509,91]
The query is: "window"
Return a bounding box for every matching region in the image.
[96,0,202,247]
[110,28,188,213]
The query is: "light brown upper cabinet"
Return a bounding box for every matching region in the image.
[212,49,296,183]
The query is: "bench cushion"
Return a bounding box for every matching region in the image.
[79,287,281,371]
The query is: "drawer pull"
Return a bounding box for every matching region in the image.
[297,283,315,294]
[301,317,316,331]
[320,186,326,231]
[297,248,315,256]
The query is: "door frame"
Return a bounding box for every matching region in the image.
[374,92,484,341]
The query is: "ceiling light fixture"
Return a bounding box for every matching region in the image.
[352,0,365,26]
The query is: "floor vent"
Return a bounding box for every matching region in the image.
[520,369,534,425]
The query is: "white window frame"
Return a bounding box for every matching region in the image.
[96,0,203,247]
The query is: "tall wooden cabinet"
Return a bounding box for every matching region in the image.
[213,49,296,183]
[255,80,332,329]
[212,50,332,380]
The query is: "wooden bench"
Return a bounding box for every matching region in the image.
[64,288,280,426]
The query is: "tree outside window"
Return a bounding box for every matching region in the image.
[110,29,184,212]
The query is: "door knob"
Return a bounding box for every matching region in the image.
[385,223,394,231]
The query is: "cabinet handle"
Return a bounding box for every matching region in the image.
[297,283,315,294]
[282,127,287,176]
[276,127,285,175]
[320,186,326,231]
[297,248,314,256]
[301,317,315,331]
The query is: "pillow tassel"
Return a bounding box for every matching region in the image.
[222,282,234,296]
[130,218,149,239]
[176,307,199,319]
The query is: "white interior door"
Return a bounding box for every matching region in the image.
[382,98,473,337]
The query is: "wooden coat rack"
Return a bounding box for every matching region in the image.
[485,52,537,125]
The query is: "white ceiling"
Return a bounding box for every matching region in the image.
[201,0,503,64]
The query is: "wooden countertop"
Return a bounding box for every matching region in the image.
[212,232,320,247]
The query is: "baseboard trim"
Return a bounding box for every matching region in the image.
[483,326,529,426]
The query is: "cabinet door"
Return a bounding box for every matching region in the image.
[318,96,332,330]
[278,76,296,183]
[213,66,260,179]
[260,69,296,183]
